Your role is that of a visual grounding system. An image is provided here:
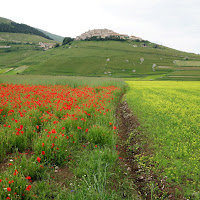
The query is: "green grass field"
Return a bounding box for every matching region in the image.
[0,44,40,69]
[174,60,200,67]
[125,81,200,199]
[0,32,56,43]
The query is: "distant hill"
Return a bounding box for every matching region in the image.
[0,23,200,81]
[0,17,12,24]
[0,32,56,43]
[0,17,53,40]
[37,28,64,43]
[6,40,200,81]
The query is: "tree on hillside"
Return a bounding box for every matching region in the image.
[62,37,74,45]
[55,43,60,48]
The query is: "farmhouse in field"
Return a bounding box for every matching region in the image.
[75,29,142,41]
[39,42,56,50]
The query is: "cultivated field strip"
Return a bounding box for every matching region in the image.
[126,81,200,198]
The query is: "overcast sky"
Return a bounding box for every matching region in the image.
[1,0,200,53]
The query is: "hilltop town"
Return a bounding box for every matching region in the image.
[75,29,142,41]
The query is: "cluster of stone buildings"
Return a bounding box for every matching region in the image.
[75,29,142,41]
[38,42,56,50]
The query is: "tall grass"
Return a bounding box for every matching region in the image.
[0,75,126,88]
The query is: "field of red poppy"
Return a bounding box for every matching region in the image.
[0,79,138,199]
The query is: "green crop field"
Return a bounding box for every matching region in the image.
[175,60,200,67]
[125,81,200,199]
[0,75,200,199]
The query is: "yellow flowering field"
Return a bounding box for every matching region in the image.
[126,81,200,198]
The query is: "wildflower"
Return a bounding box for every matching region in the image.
[42,151,45,155]
[37,157,41,163]
[25,185,31,191]
[26,176,31,180]
[13,169,18,176]
[7,187,11,192]
[51,129,56,133]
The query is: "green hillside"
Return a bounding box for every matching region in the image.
[37,28,64,42]
[3,40,199,80]
[0,32,56,43]
[0,17,12,24]
[1,35,200,80]
[0,17,52,40]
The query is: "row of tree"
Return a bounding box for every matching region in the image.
[0,22,53,40]
[61,36,126,45]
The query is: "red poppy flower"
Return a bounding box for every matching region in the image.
[7,187,11,192]
[13,169,18,176]
[25,185,31,191]
[42,151,45,155]
[26,176,31,180]
[37,157,41,163]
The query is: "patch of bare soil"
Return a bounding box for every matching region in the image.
[0,150,34,173]
[52,165,74,187]
[0,159,10,172]
[116,100,185,200]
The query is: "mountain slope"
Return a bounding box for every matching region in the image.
[3,40,199,80]
[0,32,57,43]
[0,17,12,24]
[0,17,53,40]
[37,28,64,43]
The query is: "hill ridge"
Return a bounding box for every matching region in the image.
[0,17,53,40]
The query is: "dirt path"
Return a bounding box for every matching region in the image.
[116,100,185,200]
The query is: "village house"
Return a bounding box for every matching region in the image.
[39,42,56,50]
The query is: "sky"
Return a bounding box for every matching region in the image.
[1,0,200,54]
